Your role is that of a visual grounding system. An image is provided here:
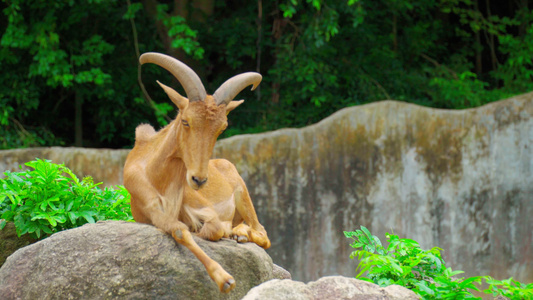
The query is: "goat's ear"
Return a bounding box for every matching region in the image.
[157,80,189,110]
[225,100,244,115]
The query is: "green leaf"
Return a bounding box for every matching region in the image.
[68,212,78,224]
[344,230,355,238]
[80,211,95,224]
[47,215,57,227]
[48,201,58,211]
[415,281,435,295]
[360,226,371,238]
[387,239,400,253]
[54,214,67,224]
[459,276,482,289]
[18,222,29,236]
[123,2,143,20]
[389,261,403,274]
[40,224,53,234]
[1,210,15,221]
[447,269,465,277]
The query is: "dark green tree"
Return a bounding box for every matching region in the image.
[1,0,532,149]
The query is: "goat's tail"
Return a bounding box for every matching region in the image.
[135,124,156,143]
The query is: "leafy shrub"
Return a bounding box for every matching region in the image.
[344,226,533,299]
[0,159,133,239]
[484,277,533,300]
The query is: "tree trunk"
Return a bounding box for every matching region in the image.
[484,0,499,72]
[142,0,214,77]
[143,0,172,53]
[474,0,482,75]
[74,92,83,147]
[392,13,398,52]
[517,0,529,37]
[256,0,263,101]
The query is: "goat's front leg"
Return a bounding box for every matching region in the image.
[147,202,236,293]
[171,227,235,293]
[232,185,271,249]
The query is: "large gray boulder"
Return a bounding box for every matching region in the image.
[242,276,419,300]
[0,221,276,300]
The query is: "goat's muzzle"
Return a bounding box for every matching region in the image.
[192,176,207,187]
[186,172,208,190]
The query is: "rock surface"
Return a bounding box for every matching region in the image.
[0,221,275,300]
[0,94,531,285]
[0,222,37,267]
[272,263,292,280]
[242,276,419,300]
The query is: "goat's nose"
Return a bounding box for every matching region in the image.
[192,176,207,187]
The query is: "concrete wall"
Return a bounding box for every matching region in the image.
[0,147,129,186]
[1,93,531,284]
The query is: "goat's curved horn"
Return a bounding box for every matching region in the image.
[213,72,262,106]
[140,52,207,102]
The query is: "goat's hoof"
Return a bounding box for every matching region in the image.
[230,234,249,243]
[173,229,183,240]
[222,278,236,293]
[250,230,271,249]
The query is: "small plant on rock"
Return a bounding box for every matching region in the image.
[483,276,533,299]
[0,158,133,239]
[344,226,533,300]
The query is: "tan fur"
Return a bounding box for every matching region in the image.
[124,92,270,294]
[134,124,156,143]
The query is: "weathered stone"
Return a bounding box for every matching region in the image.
[0,221,274,300]
[244,279,311,300]
[214,94,533,283]
[1,93,531,285]
[0,222,37,267]
[242,276,419,300]
[272,263,292,280]
[0,147,129,186]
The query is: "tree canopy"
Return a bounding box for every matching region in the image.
[1,0,532,149]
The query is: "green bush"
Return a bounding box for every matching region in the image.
[344,226,533,299]
[0,159,133,239]
[484,277,533,300]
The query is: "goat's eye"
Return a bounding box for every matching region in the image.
[181,120,190,127]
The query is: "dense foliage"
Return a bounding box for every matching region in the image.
[1,0,532,149]
[344,226,533,299]
[0,159,133,239]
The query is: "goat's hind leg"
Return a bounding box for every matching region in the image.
[187,205,231,242]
